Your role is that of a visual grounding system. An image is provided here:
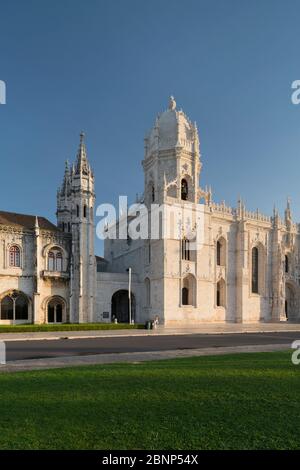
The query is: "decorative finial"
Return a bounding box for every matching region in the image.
[76,132,89,175]
[168,96,176,110]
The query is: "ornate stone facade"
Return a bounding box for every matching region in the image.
[0,98,299,325]
[101,97,300,325]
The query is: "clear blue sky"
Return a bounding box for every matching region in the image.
[1,0,300,255]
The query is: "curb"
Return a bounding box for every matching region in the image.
[1,325,300,342]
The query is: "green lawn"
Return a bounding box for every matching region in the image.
[0,351,299,449]
[0,323,144,333]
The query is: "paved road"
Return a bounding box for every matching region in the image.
[4,331,298,361]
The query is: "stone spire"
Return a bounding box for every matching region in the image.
[273,204,279,227]
[76,132,89,175]
[61,160,70,196]
[285,197,292,224]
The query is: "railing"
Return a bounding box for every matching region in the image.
[42,270,69,280]
[211,202,234,215]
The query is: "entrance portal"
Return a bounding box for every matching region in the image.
[111,290,135,323]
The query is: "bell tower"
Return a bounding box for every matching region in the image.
[57,133,96,323]
[143,96,201,207]
[141,98,201,325]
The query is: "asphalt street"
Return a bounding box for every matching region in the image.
[4,331,298,361]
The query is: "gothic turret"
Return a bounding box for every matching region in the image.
[57,133,95,323]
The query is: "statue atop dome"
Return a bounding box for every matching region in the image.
[168,96,176,110]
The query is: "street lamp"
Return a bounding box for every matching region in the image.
[126,267,133,324]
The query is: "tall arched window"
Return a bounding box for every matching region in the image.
[216,238,226,266]
[285,255,289,274]
[83,205,87,218]
[181,238,190,261]
[9,245,21,267]
[76,205,80,217]
[151,185,155,203]
[252,247,259,294]
[181,179,188,201]
[217,241,221,266]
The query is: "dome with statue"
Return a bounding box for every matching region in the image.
[144,96,199,158]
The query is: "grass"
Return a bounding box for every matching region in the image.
[0,351,299,450]
[0,323,144,333]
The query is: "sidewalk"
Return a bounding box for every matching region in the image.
[0,343,291,373]
[0,322,300,342]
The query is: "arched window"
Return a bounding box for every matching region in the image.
[0,292,28,321]
[216,238,226,266]
[285,255,289,274]
[252,247,259,294]
[48,248,63,272]
[151,185,155,203]
[216,279,226,307]
[182,287,189,305]
[181,179,188,201]
[76,205,79,217]
[9,245,21,267]
[217,241,221,266]
[181,238,190,261]
[83,205,87,218]
[47,298,64,323]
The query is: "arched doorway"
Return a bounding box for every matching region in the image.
[216,278,226,307]
[111,290,136,323]
[47,297,65,323]
[181,274,196,306]
[285,284,296,320]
